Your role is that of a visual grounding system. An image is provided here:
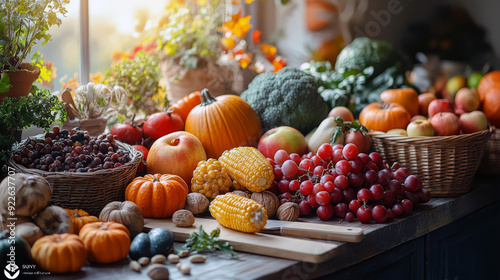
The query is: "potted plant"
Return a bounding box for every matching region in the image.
[0,0,69,99]
[0,88,66,167]
[104,45,167,119]
[154,0,226,103]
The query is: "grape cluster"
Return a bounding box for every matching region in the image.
[12,127,131,173]
[268,143,431,223]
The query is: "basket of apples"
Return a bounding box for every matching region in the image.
[362,88,493,197]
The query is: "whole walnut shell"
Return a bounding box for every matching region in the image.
[232,190,250,199]
[251,191,279,218]
[277,202,300,221]
[172,209,195,227]
[184,193,209,215]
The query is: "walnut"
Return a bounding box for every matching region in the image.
[251,191,279,218]
[184,193,209,215]
[172,210,195,227]
[277,202,300,221]
[232,190,250,198]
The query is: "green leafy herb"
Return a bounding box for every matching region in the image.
[104,50,166,117]
[301,60,417,117]
[0,88,66,165]
[177,225,238,258]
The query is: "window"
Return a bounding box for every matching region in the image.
[32,0,165,91]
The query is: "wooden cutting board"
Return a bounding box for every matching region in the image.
[144,218,359,263]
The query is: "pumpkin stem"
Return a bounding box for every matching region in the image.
[73,212,81,218]
[100,224,108,230]
[166,108,174,115]
[200,88,217,106]
[380,102,391,110]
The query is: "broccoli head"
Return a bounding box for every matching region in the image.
[335,37,410,78]
[241,67,329,135]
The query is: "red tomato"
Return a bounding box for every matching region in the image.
[132,145,148,172]
[143,110,184,140]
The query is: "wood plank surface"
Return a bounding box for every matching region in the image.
[40,176,500,280]
[144,217,343,263]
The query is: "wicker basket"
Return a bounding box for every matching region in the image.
[9,138,142,216]
[369,126,494,197]
[478,128,500,175]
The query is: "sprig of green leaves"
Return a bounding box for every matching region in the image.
[177,226,237,258]
[330,117,369,145]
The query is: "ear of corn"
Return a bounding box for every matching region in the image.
[218,147,274,192]
[209,193,268,233]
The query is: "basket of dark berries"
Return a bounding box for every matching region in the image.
[8,127,142,215]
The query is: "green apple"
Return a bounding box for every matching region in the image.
[406,120,435,137]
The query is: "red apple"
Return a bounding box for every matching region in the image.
[345,131,371,153]
[454,88,480,113]
[147,131,207,185]
[430,112,460,136]
[132,145,148,172]
[406,120,435,137]
[258,126,307,158]
[418,92,436,116]
[459,110,488,134]
[327,106,354,122]
[428,99,453,118]
[410,115,427,122]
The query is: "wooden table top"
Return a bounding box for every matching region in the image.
[40,175,500,280]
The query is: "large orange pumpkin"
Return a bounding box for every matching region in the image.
[31,233,87,273]
[125,174,189,218]
[79,222,130,264]
[359,102,412,132]
[185,88,263,159]
[64,208,99,235]
[477,71,500,127]
[380,88,419,116]
[168,91,202,123]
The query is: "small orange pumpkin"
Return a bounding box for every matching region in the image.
[185,88,263,159]
[125,174,189,218]
[359,102,412,132]
[477,71,500,127]
[79,222,130,264]
[380,88,419,116]
[65,209,99,235]
[31,233,87,273]
[168,91,202,123]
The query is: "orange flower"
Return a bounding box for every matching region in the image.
[90,72,105,84]
[112,51,129,64]
[261,43,277,61]
[252,30,261,45]
[271,56,287,73]
[221,37,236,50]
[221,9,252,39]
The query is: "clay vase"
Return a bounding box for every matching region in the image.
[1,62,40,102]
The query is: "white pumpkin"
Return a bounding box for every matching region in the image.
[0,173,52,216]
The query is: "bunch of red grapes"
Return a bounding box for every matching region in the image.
[268,143,431,223]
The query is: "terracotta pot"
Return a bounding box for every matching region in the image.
[1,62,40,102]
[160,58,257,103]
